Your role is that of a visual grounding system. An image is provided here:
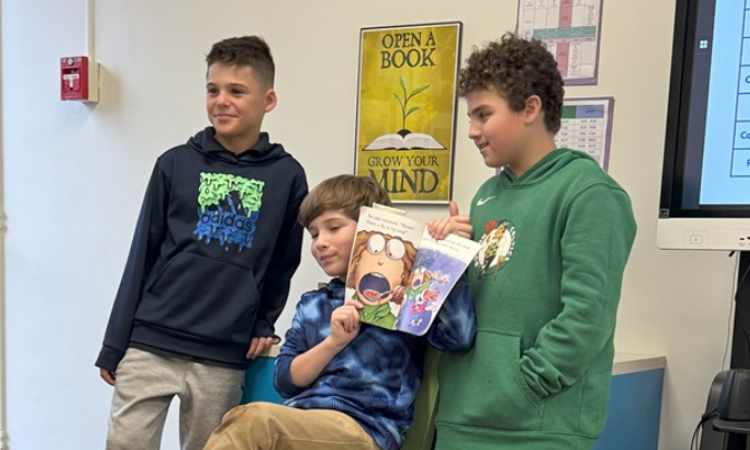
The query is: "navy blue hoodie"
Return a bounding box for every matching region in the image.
[95,127,308,371]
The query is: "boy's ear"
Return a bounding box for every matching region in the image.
[522,95,543,126]
[264,88,278,113]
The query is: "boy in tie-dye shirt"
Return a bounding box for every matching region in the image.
[204,175,476,450]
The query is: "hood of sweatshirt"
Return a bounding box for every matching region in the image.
[188,127,291,165]
[500,148,593,187]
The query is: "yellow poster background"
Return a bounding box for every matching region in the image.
[355,23,461,203]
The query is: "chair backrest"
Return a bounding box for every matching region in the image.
[241,344,442,450]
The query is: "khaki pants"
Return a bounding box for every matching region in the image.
[106,347,244,450]
[203,402,380,450]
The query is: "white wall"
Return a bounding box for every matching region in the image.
[0,1,737,449]
[597,3,738,448]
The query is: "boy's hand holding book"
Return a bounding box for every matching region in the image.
[327,304,361,350]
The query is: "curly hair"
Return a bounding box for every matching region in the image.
[206,36,275,87]
[459,32,564,133]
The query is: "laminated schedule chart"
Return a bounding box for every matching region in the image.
[517,0,603,85]
[556,97,614,170]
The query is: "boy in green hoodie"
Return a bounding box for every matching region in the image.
[428,33,637,450]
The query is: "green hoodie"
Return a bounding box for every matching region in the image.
[436,149,636,450]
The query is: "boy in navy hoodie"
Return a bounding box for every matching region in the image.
[96,36,308,450]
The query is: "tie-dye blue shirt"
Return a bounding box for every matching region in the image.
[273,277,476,450]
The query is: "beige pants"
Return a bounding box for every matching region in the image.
[106,347,244,450]
[203,402,380,450]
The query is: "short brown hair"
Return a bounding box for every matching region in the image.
[206,36,275,86]
[298,175,391,228]
[459,32,564,133]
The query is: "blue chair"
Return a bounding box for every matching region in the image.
[241,345,439,450]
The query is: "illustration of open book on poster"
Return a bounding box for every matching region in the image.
[345,204,480,335]
[364,131,444,150]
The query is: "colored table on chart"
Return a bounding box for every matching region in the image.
[733,1,750,177]
[517,0,603,84]
[556,97,614,171]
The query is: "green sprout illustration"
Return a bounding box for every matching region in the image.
[393,76,430,136]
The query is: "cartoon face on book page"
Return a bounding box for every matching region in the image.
[346,230,417,314]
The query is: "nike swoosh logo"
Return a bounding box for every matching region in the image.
[476,196,496,206]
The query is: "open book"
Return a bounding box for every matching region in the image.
[345,204,480,335]
[364,132,444,150]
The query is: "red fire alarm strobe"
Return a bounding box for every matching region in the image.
[61,56,96,102]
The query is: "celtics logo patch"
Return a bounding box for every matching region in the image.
[474,219,516,277]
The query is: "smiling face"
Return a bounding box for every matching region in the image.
[308,210,358,279]
[465,87,530,169]
[347,231,416,306]
[206,62,277,152]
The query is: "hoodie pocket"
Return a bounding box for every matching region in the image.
[438,330,542,431]
[137,252,259,344]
